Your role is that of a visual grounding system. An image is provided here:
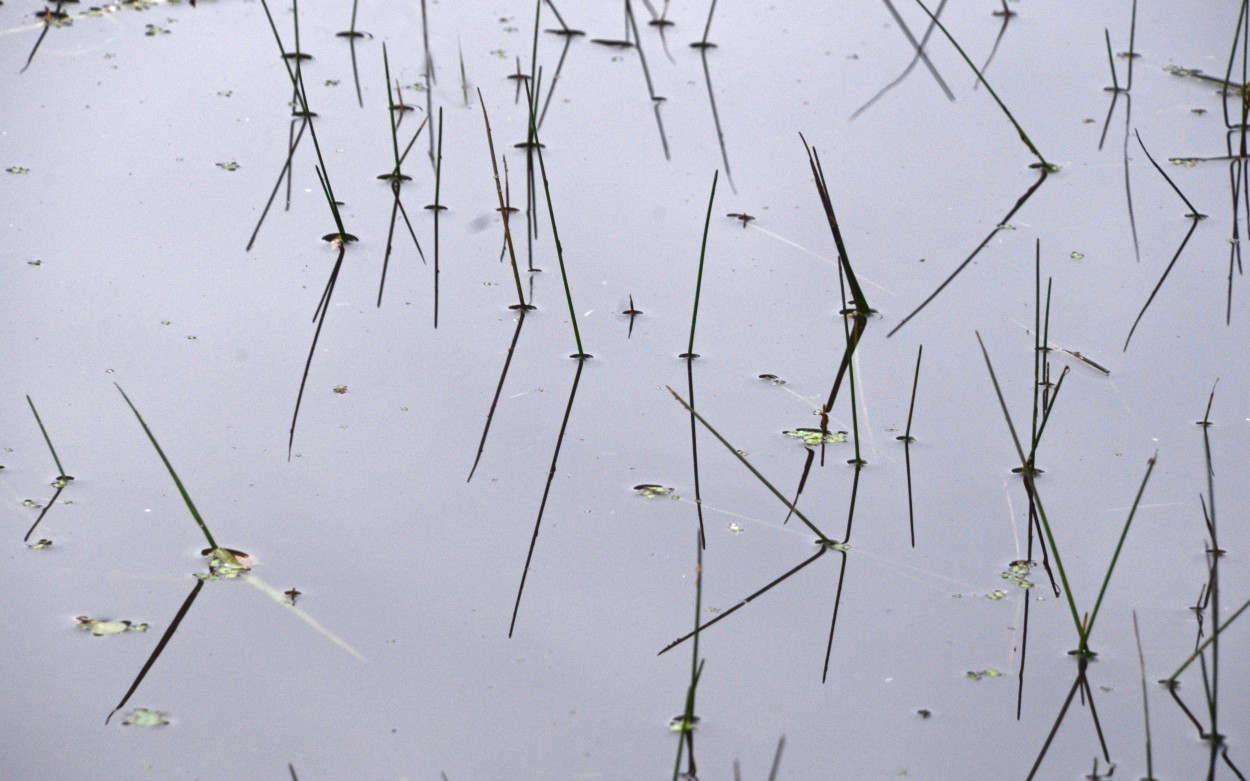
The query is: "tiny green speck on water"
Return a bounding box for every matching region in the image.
[28,539,53,549]
[22,499,41,508]
[216,161,240,172]
[144,23,170,36]
[123,708,168,727]
[1070,251,1084,260]
[1169,158,1199,168]
[986,590,1007,600]
[6,166,31,175]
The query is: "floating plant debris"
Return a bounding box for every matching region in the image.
[784,428,847,446]
[122,708,168,727]
[758,374,785,385]
[216,161,240,171]
[966,669,1002,681]
[668,714,700,732]
[27,539,52,549]
[633,484,672,499]
[726,212,755,227]
[143,23,169,35]
[1002,560,1035,589]
[1070,251,1084,260]
[728,523,743,534]
[1169,158,1199,168]
[197,547,252,580]
[332,385,347,394]
[6,166,30,175]
[986,590,1007,600]
[76,616,149,636]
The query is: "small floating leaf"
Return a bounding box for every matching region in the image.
[332,385,348,394]
[986,590,1007,600]
[216,161,240,172]
[1001,560,1035,589]
[76,616,149,636]
[143,23,170,36]
[122,708,168,727]
[27,538,53,549]
[633,484,672,499]
[197,547,251,580]
[966,668,1002,681]
[21,499,41,508]
[6,166,31,175]
[1169,158,1199,168]
[784,428,847,447]
[1070,251,1084,260]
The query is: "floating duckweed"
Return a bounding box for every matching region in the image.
[997,223,1016,231]
[216,161,240,172]
[197,547,252,580]
[986,590,1007,600]
[784,428,847,446]
[51,475,74,489]
[966,668,1002,681]
[1002,560,1034,589]
[633,484,672,499]
[22,499,41,508]
[728,523,743,534]
[1169,158,1199,168]
[28,539,53,549]
[144,23,170,36]
[667,714,699,732]
[76,616,149,636]
[122,708,168,727]
[6,166,31,175]
[1070,251,1084,260]
[332,385,348,394]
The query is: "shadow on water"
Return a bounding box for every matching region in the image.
[466,310,527,483]
[106,576,205,725]
[334,0,371,109]
[1098,0,1141,263]
[508,357,586,637]
[849,0,953,121]
[887,168,1048,337]
[972,0,1016,90]
[1122,131,1206,352]
[20,0,67,74]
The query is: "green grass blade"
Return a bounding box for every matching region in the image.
[686,170,719,357]
[26,395,66,477]
[1083,455,1157,646]
[114,384,218,550]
